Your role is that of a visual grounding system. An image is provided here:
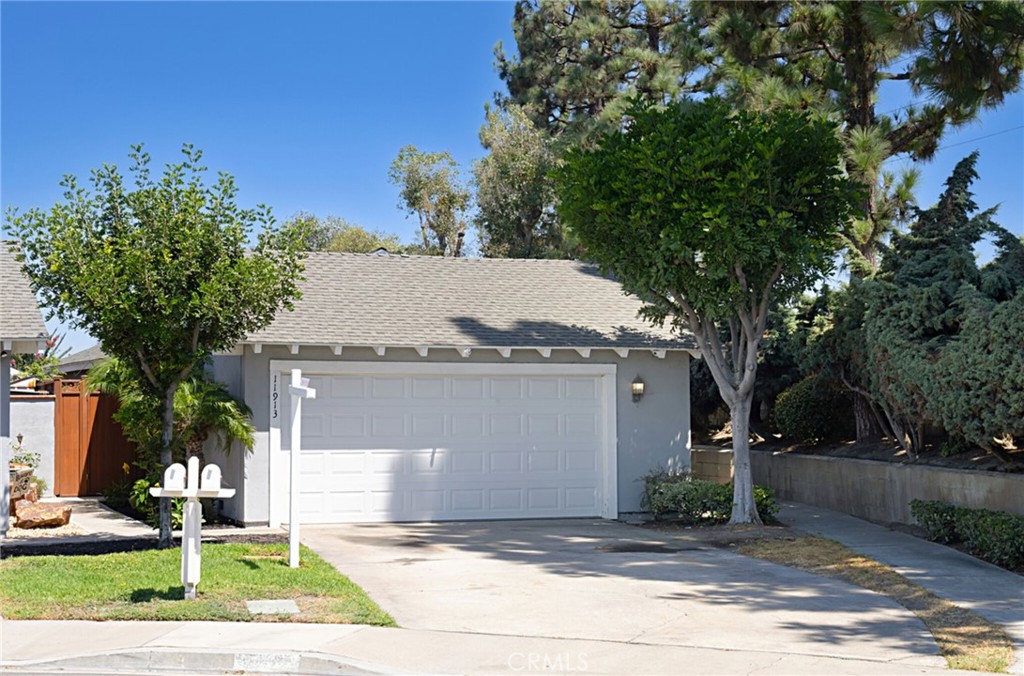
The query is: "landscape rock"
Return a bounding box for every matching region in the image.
[14,501,72,529]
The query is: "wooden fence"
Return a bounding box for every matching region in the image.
[54,379,136,496]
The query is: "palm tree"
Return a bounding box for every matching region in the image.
[87,357,255,470]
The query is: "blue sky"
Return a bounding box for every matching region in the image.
[2,2,1022,353]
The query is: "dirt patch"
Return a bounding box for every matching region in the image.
[739,536,1015,673]
[640,520,794,547]
[1,531,288,559]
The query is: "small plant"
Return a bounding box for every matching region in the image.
[9,434,41,469]
[641,469,779,524]
[911,499,1024,570]
[128,477,186,530]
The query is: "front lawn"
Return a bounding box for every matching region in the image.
[0,543,394,625]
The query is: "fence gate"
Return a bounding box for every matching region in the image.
[54,380,136,496]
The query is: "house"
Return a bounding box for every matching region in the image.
[208,253,698,526]
[59,344,107,378]
[1,242,48,536]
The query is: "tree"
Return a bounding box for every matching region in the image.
[854,154,1024,462]
[700,0,1024,275]
[555,98,852,523]
[699,0,1024,442]
[388,146,471,257]
[10,144,307,547]
[474,105,566,258]
[286,213,405,253]
[496,0,709,144]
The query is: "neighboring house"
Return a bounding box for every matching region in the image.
[59,344,107,378]
[1,242,48,536]
[208,253,698,526]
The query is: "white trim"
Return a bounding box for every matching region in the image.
[415,346,429,358]
[267,360,619,522]
[574,348,591,359]
[457,347,472,358]
[1,341,10,351]
[240,341,693,355]
[289,344,300,355]
[332,345,343,356]
[535,347,552,358]
[688,349,702,359]
[374,346,386,357]
[652,349,666,359]
[253,343,263,354]
[614,348,629,359]
[497,347,512,358]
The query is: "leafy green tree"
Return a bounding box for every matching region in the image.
[286,212,405,254]
[10,144,307,547]
[555,99,853,523]
[699,0,1024,275]
[474,105,566,258]
[699,0,1024,442]
[388,146,471,257]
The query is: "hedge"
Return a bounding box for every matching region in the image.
[910,499,1024,570]
[773,373,854,443]
[642,471,779,524]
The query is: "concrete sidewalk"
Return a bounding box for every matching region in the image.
[0,619,981,675]
[781,501,1024,670]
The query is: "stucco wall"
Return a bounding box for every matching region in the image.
[8,397,55,497]
[219,345,691,524]
[751,450,1024,524]
[1,355,10,535]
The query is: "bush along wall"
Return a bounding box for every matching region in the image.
[910,499,1024,571]
[642,471,779,524]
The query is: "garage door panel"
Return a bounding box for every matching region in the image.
[279,369,608,523]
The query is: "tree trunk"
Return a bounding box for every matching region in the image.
[157,385,178,549]
[729,394,762,525]
[854,393,884,443]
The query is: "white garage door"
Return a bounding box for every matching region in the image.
[270,362,616,523]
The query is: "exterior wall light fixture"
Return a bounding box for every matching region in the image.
[631,375,645,403]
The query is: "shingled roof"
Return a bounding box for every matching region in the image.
[248,253,694,351]
[0,241,47,342]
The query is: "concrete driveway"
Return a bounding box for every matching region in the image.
[304,519,943,668]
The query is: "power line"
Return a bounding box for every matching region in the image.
[881,124,1024,165]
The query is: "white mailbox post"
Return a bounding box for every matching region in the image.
[288,369,316,568]
[150,456,236,600]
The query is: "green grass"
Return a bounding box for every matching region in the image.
[0,543,395,625]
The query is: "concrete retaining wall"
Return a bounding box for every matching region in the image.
[691,447,734,484]
[750,450,1024,524]
[8,396,55,497]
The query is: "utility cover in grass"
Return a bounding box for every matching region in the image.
[247,599,300,615]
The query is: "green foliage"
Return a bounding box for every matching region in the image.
[87,356,255,474]
[9,434,40,469]
[910,500,1024,570]
[388,146,470,257]
[10,144,308,401]
[556,98,851,329]
[774,374,854,444]
[473,105,568,259]
[642,471,778,524]
[128,477,185,530]
[699,0,1024,274]
[555,97,852,524]
[11,334,70,381]
[286,212,405,254]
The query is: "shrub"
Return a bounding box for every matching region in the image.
[910,499,1024,570]
[773,374,854,443]
[642,470,779,524]
[909,499,958,543]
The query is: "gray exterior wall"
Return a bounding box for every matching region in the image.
[8,398,55,497]
[216,345,691,525]
[752,450,1024,524]
[1,354,10,535]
